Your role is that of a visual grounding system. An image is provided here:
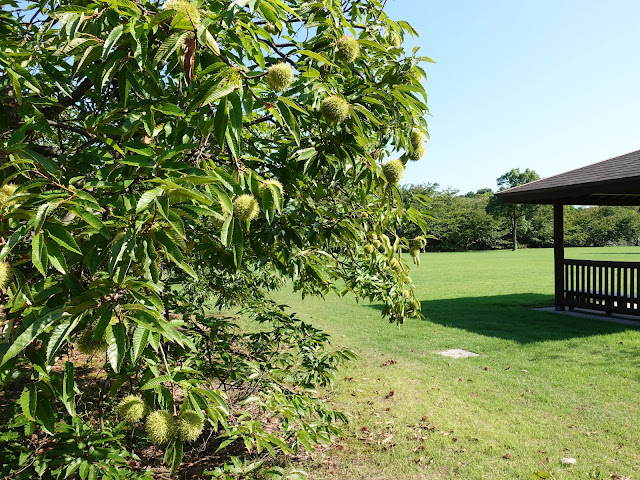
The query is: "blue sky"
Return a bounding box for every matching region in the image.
[384,0,640,193]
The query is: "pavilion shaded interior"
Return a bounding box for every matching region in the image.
[496,149,640,317]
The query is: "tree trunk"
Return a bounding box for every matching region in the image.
[512,215,517,251]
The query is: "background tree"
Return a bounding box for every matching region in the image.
[487,168,541,251]
[0,0,431,477]
[565,206,640,246]
[401,185,504,251]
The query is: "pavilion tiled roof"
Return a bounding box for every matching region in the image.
[496,149,640,205]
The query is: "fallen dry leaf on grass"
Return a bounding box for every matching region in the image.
[380,433,394,444]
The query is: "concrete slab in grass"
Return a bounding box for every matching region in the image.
[437,348,479,359]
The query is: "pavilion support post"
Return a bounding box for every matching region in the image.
[554,202,565,311]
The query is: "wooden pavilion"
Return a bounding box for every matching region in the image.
[496,149,640,317]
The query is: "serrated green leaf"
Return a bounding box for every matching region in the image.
[19,384,36,421]
[71,207,110,239]
[0,225,28,262]
[46,317,78,364]
[121,155,155,167]
[153,103,184,117]
[198,25,220,54]
[153,31,189,66]
[92,305,113,342]
[1,309,67,367]
[131,325,149,362]
[232,218,243,266]
[106,323,127,373]
[46,223,82,254]
[149,8,176,27]
[79,461,89,480]
[277,96,308,116]
[35,394,55,434]
[220,215,233,247]
[295,49,338,68]
[170,439,183,475]
[6,68,21,104]
[31,232,48,277]
[140,374,172,390]
[102,24,124,59]
[214,96,228,147]
[178,260,198,279]
[203,80,237,107]
[137,187,163,213]
[45,239,67,273]
[63,361,76,416]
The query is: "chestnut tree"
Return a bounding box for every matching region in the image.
[0,0,431,476]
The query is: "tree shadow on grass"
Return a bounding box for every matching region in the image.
[367,293,640,344]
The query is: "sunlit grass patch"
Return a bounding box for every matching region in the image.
[273,247,640,479]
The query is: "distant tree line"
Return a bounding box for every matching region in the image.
[400,182,640,252]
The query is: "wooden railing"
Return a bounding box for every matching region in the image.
[563,259,640,316]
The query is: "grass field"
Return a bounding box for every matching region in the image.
[271,247,640,480]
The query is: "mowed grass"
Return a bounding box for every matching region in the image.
[270,247,640,480]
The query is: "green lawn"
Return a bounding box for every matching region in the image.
[271,247,640,480]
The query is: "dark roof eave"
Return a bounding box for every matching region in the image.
[495,149,640,205]
[497,177,640,205]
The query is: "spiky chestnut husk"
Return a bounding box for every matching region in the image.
[402,289,411,298]
[335,35,360,63]
[0,184,18,209]
[0,262,11,290]
[320,96,349,123]
[409,247,420,258]
[118,395,149,423]
[364,244,375,254]
[258,179,283,198]
[409,144,425,161]
[406,69,421,83]
[265,63,294,92]
[372,239,382,249]
[389,31,401,48]
[264,23,278,34]
[75,328,107,356]
[177,410,204,442]
[146,410,176,445]
[211,215,228,228]
[410,129,423,150]
[381,234,392,251]
[233,194,260,222]
[382,159,404,184]
[109,316,130,327]
[163,0,200,28]
[412,236,427,249]
[389,258,403,273]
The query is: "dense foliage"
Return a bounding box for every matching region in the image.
[0,0,432,476]
[401,184,640,252]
